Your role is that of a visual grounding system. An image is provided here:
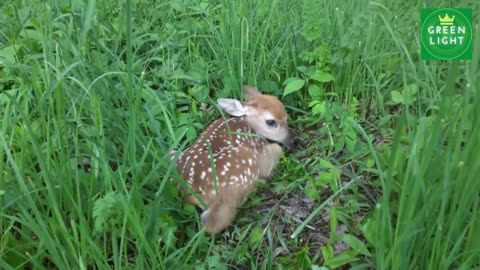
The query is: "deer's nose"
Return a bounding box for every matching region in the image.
[283,130,296,152]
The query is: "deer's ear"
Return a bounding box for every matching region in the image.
[243,85,261,101]
[217,98,249,116]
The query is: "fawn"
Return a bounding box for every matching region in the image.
[170,86,295,234]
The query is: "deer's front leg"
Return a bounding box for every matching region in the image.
[256,143,283,182]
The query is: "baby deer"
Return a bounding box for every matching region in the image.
[170,86,295,234]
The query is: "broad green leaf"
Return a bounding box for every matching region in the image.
[345,136,356,153]
[311,266,329,270]
[171,70,195,81]
[174,126,189,141]
[189,85,209,102]
[316,172,330,186]
[319,159,334,169]
[391,90,403,104]
[324,250,359,269]
[312,264,329,270]
[206,254,228,270]
[310,71,335,82]
[293,246,312,269]
[309,100,321,107]
[339,234,372,257]
[305,182,320,200]
[402,84,418,105]
[312,102,326,116]
[321,245,334,261]
[361,212,378,246]
[186,126,198,142]
[19,29,43,42]
[366,158,375,168]
[283,78,305,97]
[248,226,264,247]
[334,137,345,152]
[0,46,16,63]
[403,83,418,97]
[308,85,324,98]
[296,65,308,73]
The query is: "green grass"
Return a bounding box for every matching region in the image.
[1,0,479,269]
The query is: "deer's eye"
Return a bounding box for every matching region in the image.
[265,119,277,127]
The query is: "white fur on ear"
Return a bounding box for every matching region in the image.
[217,98,249,117]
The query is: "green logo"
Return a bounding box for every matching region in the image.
[421,8,472,60]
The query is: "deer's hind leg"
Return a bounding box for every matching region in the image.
[201,147,260,234]
[200,183,254,234]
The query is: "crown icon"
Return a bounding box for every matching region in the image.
[439,13,455,25]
